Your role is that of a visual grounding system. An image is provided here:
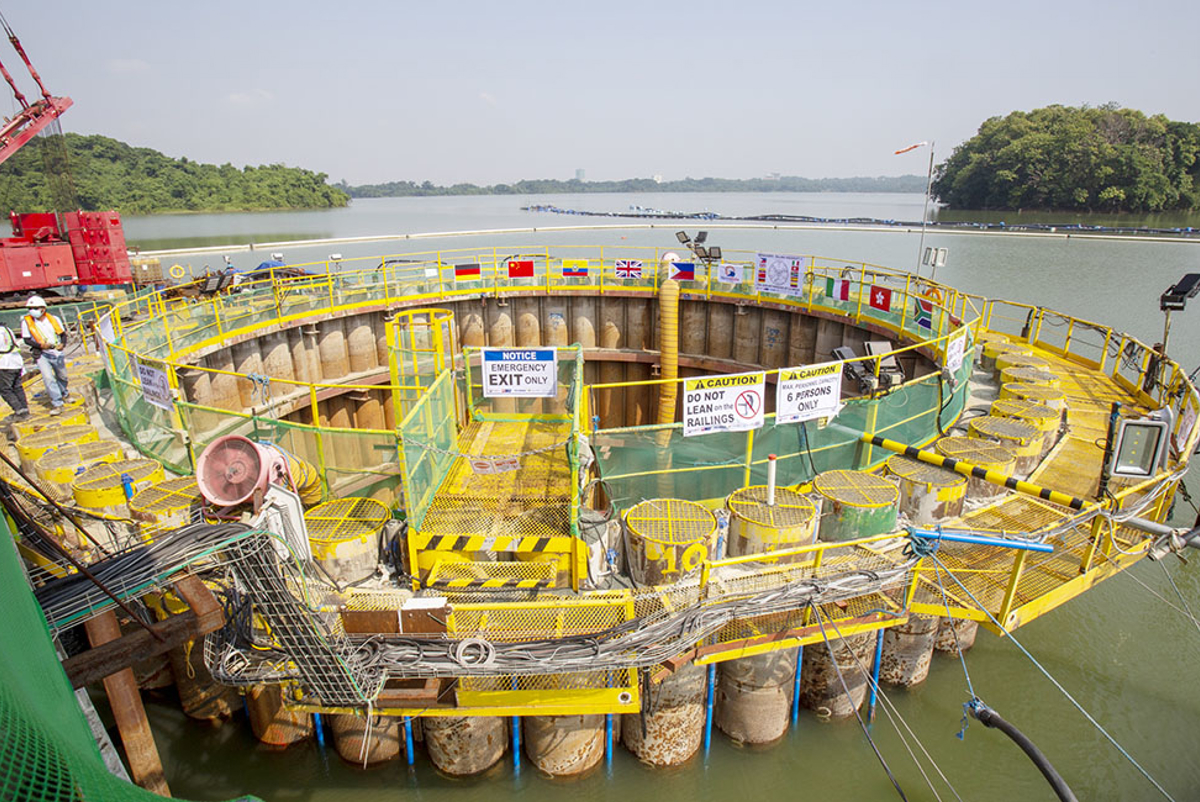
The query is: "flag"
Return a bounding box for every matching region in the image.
[508,259,534,279]
[562,259,589,277]
[869,285,892,311]
[614,259,643,279]
[825,277,851,300]
[455,263,481,281]
[717,263,742,284]
[914,298,933,329]
[670,262,695,281]
[894,141,928,155]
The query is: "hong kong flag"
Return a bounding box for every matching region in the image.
[869,285,892,311]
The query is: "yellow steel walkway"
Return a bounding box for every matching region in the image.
[912,340,1163,632]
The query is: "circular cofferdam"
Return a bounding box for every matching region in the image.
[726,485,817,562]
[885,455,966,526]
[879,612,941,687]
[18,423,98,472]
[130,476,201,534]
[523,714,604,776]
[990,398,1061,453]
[993,352,1050,380]
[622,663,706,767]
[799,631,876,720]
[623,499,716,588]
[812,470,898,542]
[1000,382,1066,411]
[422,716,507,776]
[979,339,1031,372]
[246,684,313,747]
[330,713,402,765]
[935,617,980,655]
[935,436,1017,500]
[72,457,165,518]
[715,648,798,745]
[968,415,1043,475]
[305,497,390,585]
[34,439,124,500]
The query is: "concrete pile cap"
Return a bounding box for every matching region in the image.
[727,485,815,527]
[991,398,1058,423]
[885,454,965,488]
[935,435,1016,467]
[813,469,898,508]
[968,415,1040,443]
[304,497,390,543]
[130,477,201,514]
[74,458,163,490]
[625,498,715,543]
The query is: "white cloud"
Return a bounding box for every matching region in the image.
[479,92,497,107]
[106,58,150,75]
[227,89,275,107]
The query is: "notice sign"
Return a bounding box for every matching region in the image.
[469,456,521,475]
[755,253,809,297]
[135,357,174,411]
[945,330,967,374]
[481,348,558,397]
[776,361,843,424]
[683,371,765,437]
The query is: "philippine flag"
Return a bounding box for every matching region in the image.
[562,259,589,277]
[670,262,695,281]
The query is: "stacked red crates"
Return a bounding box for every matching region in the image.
[63,210,132,285]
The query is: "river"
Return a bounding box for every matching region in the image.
[117,193,1200,801]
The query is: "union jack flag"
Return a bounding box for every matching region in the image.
[614,259,643,279]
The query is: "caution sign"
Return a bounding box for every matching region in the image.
[481,348,557,397]
[776,361,843,424]
[469,456,521,475]
[135,356,174,412]
[945,330,967,374]
[683,371,765,437]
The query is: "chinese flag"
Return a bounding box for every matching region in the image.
[869,285,892,311]
[508,259,534,278]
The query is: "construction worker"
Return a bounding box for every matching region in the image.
[0,322,28,421]
[20,296,69,415]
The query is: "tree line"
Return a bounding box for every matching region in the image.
[341,174,927,198]
[0,133,350,214]
[933,105,1200,212]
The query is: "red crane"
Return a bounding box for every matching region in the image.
[0,13,130,297]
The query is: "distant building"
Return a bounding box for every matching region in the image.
[575,169,586,182]
[652,174,663,184]
[766,172,781,181]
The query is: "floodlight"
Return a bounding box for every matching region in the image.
[676,231,691,244]
[708,246,722,261]
[922,248,932,266]
[694,246,709,260]
[1160,273,1200,312]
[1109,412,1172,479]
[694,231,708,244]
[329,253,343,261]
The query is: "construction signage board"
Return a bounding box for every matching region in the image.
[469,456,521,475]
[135,356,174,411]
[683,371,765,437]
[945,330,967,374]
[755,253,809,297]
[481,348,558,397]
[776,361,843,424]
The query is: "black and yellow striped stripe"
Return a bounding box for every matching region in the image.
[861,434,1088,511]
[415,533,572,553]
[427,577,555,589]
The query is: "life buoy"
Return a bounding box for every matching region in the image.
[921,285,944,305]
[169,263,187,281]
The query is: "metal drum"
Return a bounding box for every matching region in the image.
[967,416,1043,474]
[885,455,966,524]
[726,485,817,562]
[980,340,1031,372]
[305,497,390,585]
[1000,382,1066,410]
[934,436,1017,500]
[999,365,1060,387]
[812,470,898,542]
[623,499,716,587]
[993,352,1050,379]
[990,398,1061,453]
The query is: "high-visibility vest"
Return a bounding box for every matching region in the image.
[0,327,17,354]
[23,313,64,349]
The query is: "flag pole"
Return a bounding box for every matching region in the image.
[917,142,935,279]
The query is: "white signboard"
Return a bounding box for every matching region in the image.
[97,314,116,345]
[776,361,844,424]
[945,330,968,374]
[135,357,174,411]
[469,456,521,475]
[683,371,765,437]
[1175,405,1197,456]
[481,348,558,397]
[755,253,809,297]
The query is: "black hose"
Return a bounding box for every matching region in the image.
[971,703,1078,802]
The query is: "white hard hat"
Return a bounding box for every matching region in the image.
[26,295,46,308]
[661,252,681,263]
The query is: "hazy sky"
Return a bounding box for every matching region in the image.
[8,1,1199,186]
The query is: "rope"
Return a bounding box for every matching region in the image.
[930,553,1177,802]
[1157,560,1200,641]
[246,372,272,407]
[810,602,909,802]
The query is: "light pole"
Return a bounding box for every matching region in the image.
[895,141,935,278]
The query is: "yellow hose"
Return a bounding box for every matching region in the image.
[283,451,323,507]
[656,278,680,428]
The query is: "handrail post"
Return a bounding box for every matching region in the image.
[997,549,1028,628]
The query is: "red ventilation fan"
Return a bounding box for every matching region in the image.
[196,435,292,507]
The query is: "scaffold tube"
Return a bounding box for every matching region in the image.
[860,434,1087,511]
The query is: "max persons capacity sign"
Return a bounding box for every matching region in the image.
[776,361,843,424]
[481,348,557,397]
[683,371,765,437]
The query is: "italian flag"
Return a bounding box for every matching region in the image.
[826,277,851,300]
